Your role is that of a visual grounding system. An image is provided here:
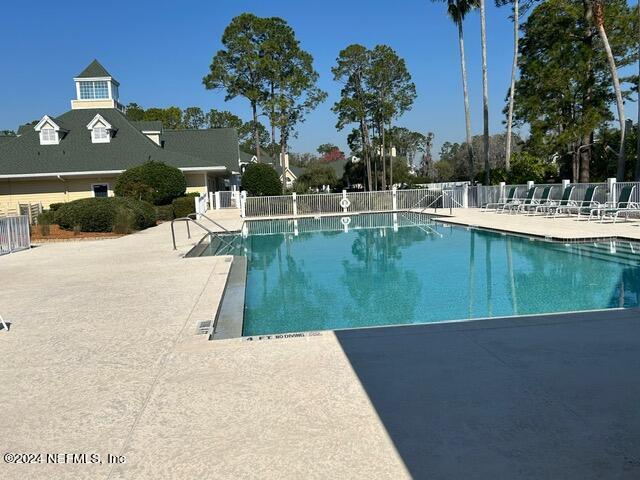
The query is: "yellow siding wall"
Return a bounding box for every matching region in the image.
[0,177,116,210]
[185,173,208,195]
[0,173,209,212]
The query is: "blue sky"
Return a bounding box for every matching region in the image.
[0,0,637,159]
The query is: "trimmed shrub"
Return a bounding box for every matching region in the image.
[49,202,64,212]
[172,196,196,219]
[155,204,175,222]
[114,161,187,205]
[241,163,282,196]
[55,197,156,233]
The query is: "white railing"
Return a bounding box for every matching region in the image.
[194,192,208,217]
[0,215,31,256]
[240,179,640,218]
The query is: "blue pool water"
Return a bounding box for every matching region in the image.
[210,213,640,336]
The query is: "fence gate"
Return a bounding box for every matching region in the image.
[0,215,31,255]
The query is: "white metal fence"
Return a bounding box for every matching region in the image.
[0,215,31,256]
[240,179,640,219]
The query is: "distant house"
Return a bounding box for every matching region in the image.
[0,60,241,211]
[240,150,300,188]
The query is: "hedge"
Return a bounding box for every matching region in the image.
[242,163,282,196]
[55,197,157,232]
[114,161,187,205]
[171,194,199,219]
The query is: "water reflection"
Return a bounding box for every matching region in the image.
[242,214,640,336]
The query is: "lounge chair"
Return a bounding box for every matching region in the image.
[534,185,575,215]
[0,313,8,332]
[589,185,638,223]
[481,186,517,211]
[550,185,600,218]
[517,185,555,214]
[500,186,538,214]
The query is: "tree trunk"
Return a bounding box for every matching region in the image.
[580,1,594,183]
[594,2,626,180]
[360,120,372,191]
[389,121,394,188]
[280,119,287,195]
[579,135,591,183]
[381,119,387,190]
[480,0,491,185]
[251,101,260,163]
[457,21,475,180]
[505,0,519,171]
[635,2,640,181]
[270,82,276,147]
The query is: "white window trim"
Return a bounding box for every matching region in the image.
[91,127,110,143]
[91,183,110,198]
[87,114,112,143]
[34,115,62,145]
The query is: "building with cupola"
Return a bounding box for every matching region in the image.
[0,60,241,212]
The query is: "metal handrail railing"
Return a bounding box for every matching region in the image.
[170,216,236,251]
[191,213,233,234]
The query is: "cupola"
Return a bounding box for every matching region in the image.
[71,60,124,111]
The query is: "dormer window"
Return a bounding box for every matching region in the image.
[34,115,65,145]
[87,114,114,144]
[40,128,57,144]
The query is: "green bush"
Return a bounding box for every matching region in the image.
[37,210,56,225]
[241,163,282,196]
[114,161,187,205]
[49,202,64,212]
[172,196,196,219]
[155,204,175,221]
[55,197,156,233]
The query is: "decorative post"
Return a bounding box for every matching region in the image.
[607,177,617,205]
[292,192,298,217]
[240,191,247,218]
[562,179,570,189]
[527,180,534,191]
[499,181,506,203]
[462,183,469,208]
[342,190,348,213]
[194,195,200,218]
[214,191,221,210]
[392,186,397,211]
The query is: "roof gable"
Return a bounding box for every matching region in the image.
[76,60,112,79]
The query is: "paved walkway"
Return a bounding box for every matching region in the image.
[1,208,640,479]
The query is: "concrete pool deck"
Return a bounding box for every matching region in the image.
[1,208,640,479]
[429,207,640,241]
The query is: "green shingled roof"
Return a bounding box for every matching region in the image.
[76,59,112,79]
[0,109,239,176]
[162,129,240,171]
[130,121,163,132]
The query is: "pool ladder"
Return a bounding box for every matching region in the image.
[170,213,237,251]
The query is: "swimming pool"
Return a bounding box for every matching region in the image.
[202,213,640,336]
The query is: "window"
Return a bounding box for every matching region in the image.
[92,184,108,198]
[79,81,109,100]
[40,128,57,144]
[92,126,109,143]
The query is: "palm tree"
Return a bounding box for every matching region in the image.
[592,0,626,180]
[432,0,479,180]
[497,0,520,171]
[479,0,491,185]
